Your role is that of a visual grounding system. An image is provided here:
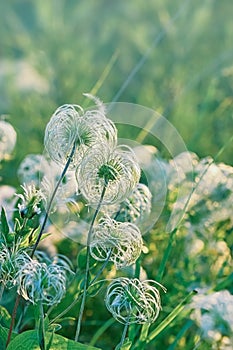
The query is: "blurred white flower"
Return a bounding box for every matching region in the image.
[90,216,143,269]
[105,277,166,324]
[44,103,117,169]
[0,120,17,161]
[0,185,17,218]
[192,290,233,342]
[0,59,49,93]
[17,154,46,186]
[106,183,152,226]
[76,144,140,205]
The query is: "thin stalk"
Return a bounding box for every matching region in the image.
[0,284,4,301]
[39,302,45,350]
[6,294,21,347]
[116,322,129,349]
[30,142,76,258]
[156,228,177,282]
[74,183,107,342]
[89,318,115,346]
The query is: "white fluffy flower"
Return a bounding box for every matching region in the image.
[44,104,117,169]
[192,290,233,341]
[0,246,31,289]
[90,216,143,269]
[105,183,152,225]
[16,254,73,305]
[105,277,166,324]
[0,120,17,161]
[76,144,141,205]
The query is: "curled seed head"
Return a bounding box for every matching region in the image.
[90,216,143,269]
[76,144,141,205]
[106,183,152,225]
[0,246,31,289]
[16,253,73,305]
[105,277,166,324]
[44,103,117,169]
[0,120,17,161]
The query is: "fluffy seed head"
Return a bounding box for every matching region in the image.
[76,144,141,205]
[90,216,143,269]
[105,277,166,324]
[16,254,73,305]
[44,104,117,169]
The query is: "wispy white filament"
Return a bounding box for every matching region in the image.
[105,183,152,225]
[76,144,141,205]
[44,103,117,169]
[16,254,73,305]
[105,277,166,324]
[90,216,143,269]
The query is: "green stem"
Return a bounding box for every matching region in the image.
[0,284,4,301]
[30,142,76,258]
[116,322,129,349]
[74,183,107,342]
[39,302,45,350]
[6,294,21,347]
[89,318,115,346]
[156,228,177,282]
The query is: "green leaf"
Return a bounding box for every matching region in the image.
[6,330,101,350]
[0,324,8,350]
[0,305,11,328]
[77,248,87,270]
[0,207,10,237]
[77,248,96,271]
[0,324,16,349]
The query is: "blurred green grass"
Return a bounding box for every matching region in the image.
[0,0,232,188]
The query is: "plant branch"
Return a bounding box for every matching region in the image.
[74,183,107,342]
[30,142,76,258]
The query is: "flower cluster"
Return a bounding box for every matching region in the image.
[43,96,165,328]
[16,184,44,219]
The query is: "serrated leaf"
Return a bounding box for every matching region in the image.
[7,330,101,350]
